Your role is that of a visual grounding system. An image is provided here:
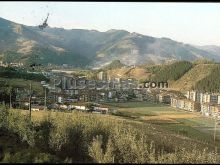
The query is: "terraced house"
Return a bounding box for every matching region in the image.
[173,91,220,117]
[171,97,200,112]
[201,103,220,117]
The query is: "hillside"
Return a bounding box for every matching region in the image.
[105,66,150,81]
[196,45,220,57]
[103,61,220,93]
[0,104,219,163]
[102,60,125,70]
[0,17,90,67]
[170,64,218,91]
[1,17,220,68]
[146,61,194,82]
[105,61,194,82]
[195,65,220,93]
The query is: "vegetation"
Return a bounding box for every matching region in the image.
[0,67,49,82]
[170,63,217,91]
[146,61,194,82]
[102,60,125,70]
[195,65,220,93]
[0,104,219,163]
[2,51,22,63]
[193,58,215,65]
[105,101,220,146]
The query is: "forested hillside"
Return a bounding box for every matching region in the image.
[146,61,194,82]
[195,65,220,93]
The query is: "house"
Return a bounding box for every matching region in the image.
[211,105,220,117]
[210,94,218,104]
[97,71,108,81]
[199,93,219,104]
[186,90,200,102]
[186,90,195,101]
[201,103,220,117]
[66,98,78,103]
[59,104,68,110]
[218,95,220,105]
[93,107,109,114]
[171,97,178,108]
[136,93,143,101]
[201,102,213,116]
[158,93,171,104]
[57,96,63,103]
[171,97,200,112]
[9,62,23,67]
[67,105,75,110]
[31,105,45,111]
[201,93,211,103]
[74,105,87,111]
[171,96,185,109]
[184,99,201,112]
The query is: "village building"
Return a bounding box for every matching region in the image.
[171,97,200,112]
[93,107,109,114]
[31,105,45,111]
[186,90,201,102]
[218,95,220,105]
[210,94,218,104]
[200,93,211,103]
[201,102,213,116]
[201,103,220,117]
[158,93,171,104]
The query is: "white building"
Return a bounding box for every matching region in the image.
[97,71,107,81]
[58,96,63,103]
[199,93,211,103]
[218,95,220,104]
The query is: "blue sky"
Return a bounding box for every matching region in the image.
[0,2,220,46]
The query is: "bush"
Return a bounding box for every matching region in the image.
[0,107,219,163]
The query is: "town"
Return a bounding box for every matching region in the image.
[1,61,219,120]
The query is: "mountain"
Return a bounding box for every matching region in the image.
[0,17,220,68]
[0,17,90,67]
[195,45,220,57]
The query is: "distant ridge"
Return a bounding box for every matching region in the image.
[0,17,220,68]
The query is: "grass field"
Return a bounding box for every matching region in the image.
[104,101,220,147]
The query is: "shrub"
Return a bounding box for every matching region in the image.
[0,108,219,163]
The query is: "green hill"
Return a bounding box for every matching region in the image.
[195,65,220,93]
[146,61,194,82]
[171,64,218,91]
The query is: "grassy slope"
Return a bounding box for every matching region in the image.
[19,101,220,151]
[2,102,220,163]
[104,102,220,149]
[107,66,151,81]
[18,108,216,153]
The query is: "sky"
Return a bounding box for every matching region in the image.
[0,2,220,46]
